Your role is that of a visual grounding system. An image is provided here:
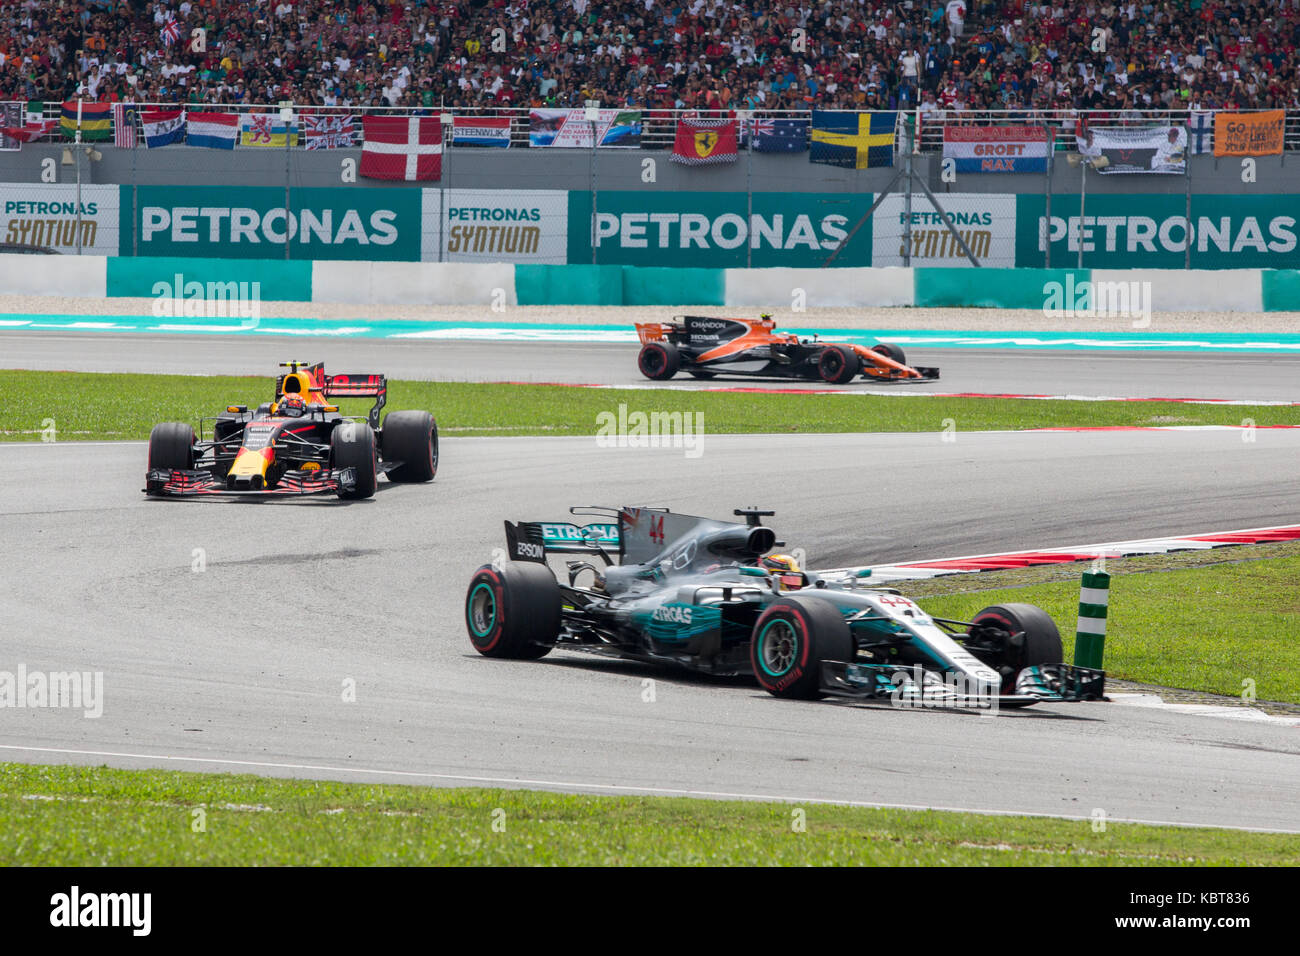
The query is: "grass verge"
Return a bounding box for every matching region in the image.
[896,542,1300,704]
[2,370,1297,440]
[2,763,1296,865]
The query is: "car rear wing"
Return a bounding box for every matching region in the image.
[324,373,388,428]
[503,520,622,564]
[634,322,676,345]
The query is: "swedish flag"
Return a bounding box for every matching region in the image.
[810,111,896,169]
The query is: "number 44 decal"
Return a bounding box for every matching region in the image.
[649,514,665,546]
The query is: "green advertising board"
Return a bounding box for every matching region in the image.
[121,185,422,260]
[1017,193,1300,269]
[567,191,874,267]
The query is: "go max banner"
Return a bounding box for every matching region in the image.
[1076,125,1186,174]
[1213,110,1284,156]
[568,191,873,267]
[122,185,422,260]
[1016,192,1300,269]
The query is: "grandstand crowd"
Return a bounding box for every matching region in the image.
[0,0,1298,117]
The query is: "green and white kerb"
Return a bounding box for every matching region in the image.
[1074,570,1110,669]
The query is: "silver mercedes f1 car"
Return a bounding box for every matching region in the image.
[465,507,1104,707]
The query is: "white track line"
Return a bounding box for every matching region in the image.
[0,744,1294,834]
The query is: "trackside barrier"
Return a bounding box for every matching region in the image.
[2,254,1296,310]
[1074,570,1110,670]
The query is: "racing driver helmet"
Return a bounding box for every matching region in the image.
[762,553,804,591]
[276,393,308,418]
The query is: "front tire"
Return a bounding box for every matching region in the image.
[638,341,680,380]
[972,603,1063,692]
[817,345,860,384]
[381,410,438,483]
[330,422,377,500]
[466,561,561,659]
[750,596,854,699]
[148,423,195,471]
[871,342,907,366]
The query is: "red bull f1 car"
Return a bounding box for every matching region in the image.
[465,507,1104,707]
[144,361,438,500]
[634,315,938,384]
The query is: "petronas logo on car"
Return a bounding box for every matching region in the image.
[652,605,693,624]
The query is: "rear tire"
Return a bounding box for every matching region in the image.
[330,422,377,500]
[972,603,1063,692]
[466,562,561,659]
[382,410,438,483]
[871,342,907,366]
[148,423,195,471]
[817,345,860,384]
[750,596,854,699]
[638,341,680,380]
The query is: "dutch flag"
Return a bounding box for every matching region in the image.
[186,112,237,149]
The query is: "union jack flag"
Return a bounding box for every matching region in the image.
[161,16,182,47]
[302,114,357,149]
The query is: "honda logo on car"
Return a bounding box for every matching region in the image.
[652,604,692,624]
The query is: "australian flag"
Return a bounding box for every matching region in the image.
[749,117,809,152]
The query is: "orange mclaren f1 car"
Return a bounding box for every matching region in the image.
[634,314,938,384]
[144,361,438,500]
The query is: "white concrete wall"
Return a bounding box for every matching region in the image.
[724,266,914,308]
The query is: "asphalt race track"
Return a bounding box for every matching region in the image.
[2,430,1298,830]
[3,330,1299,402]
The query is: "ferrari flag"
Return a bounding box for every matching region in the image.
[671,115,739,165]
[810,111,896,168]
[360,116,442,181]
